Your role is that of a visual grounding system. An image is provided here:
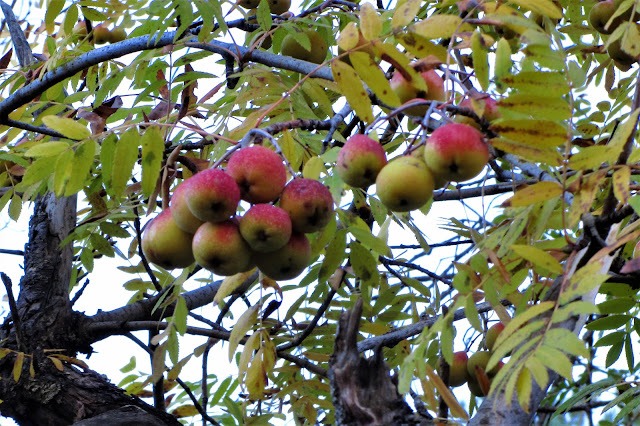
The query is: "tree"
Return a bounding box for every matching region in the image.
[0,0,639,424]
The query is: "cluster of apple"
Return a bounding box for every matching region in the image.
[444,322,506,397]
[73,22,126,44]
[589,0,639,67]
[336,122,490,212]
[141,145,335,280]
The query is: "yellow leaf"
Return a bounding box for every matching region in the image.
[568,146,611,170]
[494,38,512,85]
[24,141,71,157]
[511,244,563,275]
[399,33,449,62]
[504,181,564,207]
[337,22,360,51]
[500,71,569,94]
[349,52,401,107]
[239,332,261,382]
[13,352,24,382]
[498,94,570,120]
[331,60,374,123]
[490,119,568,148]
[613,166,630,204]
[412,15,464,39]
[214,269,257,305]
[42,115,91,140]
[302,156,326,180]
[516,368,532,412]
[509,0,563,19]
[171,405,200,418]
[471,30,489,91]
[246,347,267,399]
[48,356,64,371]
[392,0,421,28]
[491,138,562,166]
[608,109,640,154]
[424,365,469,420]
[360,3,382,41]
[228,305,259,361]
[622,23,640,57]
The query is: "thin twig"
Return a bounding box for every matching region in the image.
[1,272,23,351]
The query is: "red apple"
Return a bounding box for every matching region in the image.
[390,69,446,116]
[141,209,194,269]
[170,179,204,234]
[336,134,387,188]
[448,351,470,387]
[455,95,501,129]
[254,232,312,280]
[192,220,254,276]
[183,168,240,223]
[423,123,489,182]
[485,322,505,352]
[375,156,435,212]
[226,145,287,203]
[239,204,292,253]
[279,178,334,233]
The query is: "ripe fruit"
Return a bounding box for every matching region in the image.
[239,0,291,14]
[170,180,204,234]
[239,204,292,253]
[485,322,505,352]
[389,69,446,116]
[336,134,387,188]
[192,221,254,276]
[375,156,435,212]
[93,24,112,44]
[183,168,241,223]
[455,96,501,129]
[254,232,312,280]
[423,123,489,182]
[589,0,623,34]
[448,351,470,387]
[226,145,287,203]
[281,29,329,64]
[141,209,195,269]
[279,178,334,233]
[109,27,127,43]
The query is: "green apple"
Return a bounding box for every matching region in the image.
[93,24,112,44]
[170,180,204,234]
[485,322,505,352]
[184,168,241,223]
[281,29,329,64]
[254,232,312,280]
[192,220,254,276]
[239,0,291,14]
[448,351,470,387]
[423,123,489,182]
[226,145,287,203]
[589,0,624,34]
[239,204,292,253]
[336,134,387,188]
[279,178,334,233]
[389,69,445,116]
[141,209,195,269]
[375,156,435,212]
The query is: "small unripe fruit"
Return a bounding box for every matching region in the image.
[485,322,506,352]
[336,134,387,188]
[589,0,623,34]
[423,123,489,182]
[390,69,445,116]
[239,204,292,253]
[108,27,127,43]
[281,29,329,64]
[448,351,470,387]
[279,178,335,233]
[184,168,241,223]
[192,221,254,276]
[239,0,291,14]
[226,145,287,203]
[93,24,112,44]
[254,232,312,280]
[142,209,195,269]
[467,351,501,379]
[375,156,435,212]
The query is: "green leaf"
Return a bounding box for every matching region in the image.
[109,129,140,198]
[605,341,623,368]
[349,241,379,286]
[318,229,347,283]
[42,116,91,140]
[65,140,97,196]
[45,0,65,33]
[509,0,562,19]
[173,296,188,335]
[586,315,632,331]
[53,149,74,196]
[412,15,465,39]
[348,226,391,256]
[511,244,563,275]
[471,31,489,91]
[140,127,165,197]
[24,141,71,158]
[535,346,573,380]
[331,60,374,123]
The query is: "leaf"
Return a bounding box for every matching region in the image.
[173,296,188,335]
[8,193,21,222]
[359,3,382,41]
[141,126,165,197]
[42,116,91,140]
[568,146,613,170]
[498,94,570,120]
[228,305,259,362]
[612,166,630,204]
[495,38,512,87]
[171,405,200,418]
[471,30,489,91]
[424,364,469,420]
[503,181,564,207]
[238,332,260,382]
[13,352,24,382]
[65,140,97,196]
[331,60,374,123]
[348,225,391,256]
[350,52,401,107]
[53,149,74,196]
[349,241,379,286]
[608,109,640,154]
[246,347,267,399]
[318,229,347,283]
[412,15,464,40]
[511,244,563,275]
[45,0,65,33]
[337,22,360,51]
[48,356,64,371]
[109,129,140,198]
[586,315,632,331]
[302,156,326,180]
[535,346,573,380]
[509,0,562,19]
[490,119,568,148]
[392,0,421,28]
[500,72,569,94]
[516,368,532,412]
[214,270,257,305]
[490,138,562,166]
[24,141,71,157]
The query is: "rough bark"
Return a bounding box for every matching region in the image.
[329,299,433,426]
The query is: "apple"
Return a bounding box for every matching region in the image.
[183,168,240,223]
[279,178,334,233]
[239,0,291,14]
[589,0,624,34]
[226,145,287,203]
[141,209,195,269]
[423,123,489,182]
[455,95,501,129]
[93,24,112,44]
[192,220,254,276]
[336,134,387,188]
[254,232,312,280]
[607,38,637,67]
[389,69,445,116]
[281,29,329,64]
[467,351,501,379]
[485,322,505,352]
[170,180,204,234]
[239,204,292,253]
[375,156,435,212]
[448,351,470,387]
[108,27,127,43]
